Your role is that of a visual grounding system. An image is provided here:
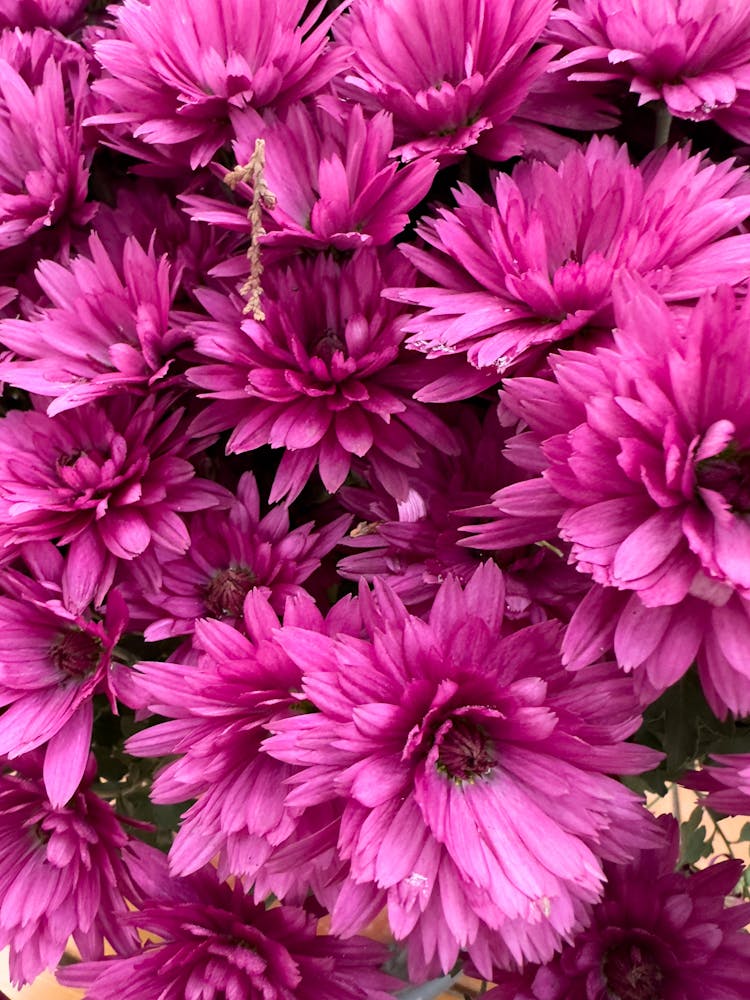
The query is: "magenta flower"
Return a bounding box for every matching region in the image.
[0,28,94,252]
[183,101,438,258]
[266,565,661,979]
[487,816,750,1000]
[0,544,128,806]
[188,251,458,502]
[0,0,86,29]
[0,234,188,413]
[89,0,348,168]
[332,0,556,162]
[550,0,750,141]
[59,842,397,1000]
[124,472,350,640]
[0,394,228,612]
[0,754,137,986]
[389,137,750,401]
[682,754,750,816]
[469,280,750,716]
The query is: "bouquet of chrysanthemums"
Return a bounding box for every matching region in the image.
[0,1,749,997]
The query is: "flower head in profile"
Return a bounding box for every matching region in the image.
[468,280,750,716]
[550,0,750,141]
[188,250,458,502]
[390,137,750,401]
[682,754,750,816]
[89,0,348,168]
[487,816,750,1000]
[0,234,187,414]
[59,842,396,1000]
[332,0,556,162]
[266,564,661,980]
[0,754,136,986]
[0,394,228,611]
[0,0,86,29]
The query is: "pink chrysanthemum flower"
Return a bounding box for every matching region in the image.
[123,589,358,890]
[0,544,128,806]
[682,754,750,816]
[266,565,661,980]
[183,101,438,259]
[59,842,397,1000]
[0,753,137,986]
[487,816,750,1000]
[549,0,750,141]
[0,28,94,252]
[89,0,348,168]
[0,0,86,30]
[0,394,228,612]
[331,0,556,162]
[468,280,750,716]
[389,137,750,401]
[188,251,458,502]
[0,234,189,413]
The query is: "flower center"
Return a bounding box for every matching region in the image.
[436,717,496,783]
[314,328,345,363]
[602,941,663,1000]
[695,444,750,514]
[51,628,103,678]
[204,565,257,618]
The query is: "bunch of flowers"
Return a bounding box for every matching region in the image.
[0,1,747,998]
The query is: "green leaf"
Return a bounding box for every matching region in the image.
[679,806,712,866]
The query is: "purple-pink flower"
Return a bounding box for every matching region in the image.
[0,0,86,30]
[390,137,750,400]
[188,250,458,501]
[682,755,750,816]
[266,565,661,979]
[487,816,750,1000]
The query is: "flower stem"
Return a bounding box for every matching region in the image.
[655,104,672,148]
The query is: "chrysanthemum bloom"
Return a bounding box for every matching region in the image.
[188,251,458,502]
[0,234,189,413]
[389,137,750,401]
[339,406,584,618]
[331,0,556,162]
[89,0,348,168]
[124,589,359,889]
[0,753,137,986]
[265,565,661,979]
[0,545,128,806]
[0,0,86,30]
[549,0,750,142]
[183,101,438,259]
[682,754,750,816]
[59,842,397,1000]
[468,280,750,716]
[0,28,94,252]
[487,816,750,1000]
[0,394,228,611]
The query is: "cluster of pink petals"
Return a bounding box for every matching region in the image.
[332,0,556,162]
[682,754,750,816]
[391,137,750,400]
[188,250,458,501]
[487,816,750,1000]
[550,0,750,141]
[265,565,661,979]
[0,0,86,30]
[89,0,348,168]
[469,281,750,716]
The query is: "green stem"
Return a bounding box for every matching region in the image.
[654,103,673,147]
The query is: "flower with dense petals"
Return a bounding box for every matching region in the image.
[0,234,188,413]
[0,28,94,252]
[125,472,350,640]
[0,394,228,612]
[549,0,750,141]
[488,816,750,1000]
[332,0,556,162]
[0,0,86,30]
[682,754,750,816]
[265,565,661,980]
[59,843,397,1000]
[183,101,438,259]
[0,544,128,806]
[468,281,750,716]
[188,251,458,502]
[123,590,358,890]
[389,137,750,401]
[0,754,136,986]
[89,0,348,168]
